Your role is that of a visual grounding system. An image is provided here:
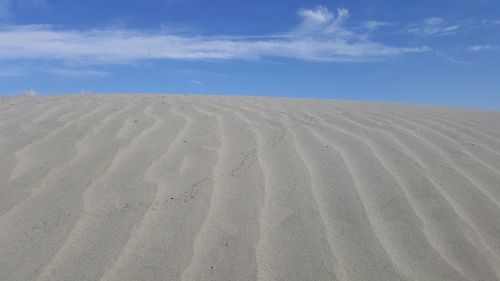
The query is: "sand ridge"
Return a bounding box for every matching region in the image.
[0,94,499,281]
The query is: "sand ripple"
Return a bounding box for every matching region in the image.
[1,94,499,281]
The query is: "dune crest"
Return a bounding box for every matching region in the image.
[1,94,500,281]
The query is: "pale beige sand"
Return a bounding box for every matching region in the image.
[1,94,500,281]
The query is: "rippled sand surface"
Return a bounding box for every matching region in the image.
[1,94,500,281]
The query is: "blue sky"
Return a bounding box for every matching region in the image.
[0,0,499,109]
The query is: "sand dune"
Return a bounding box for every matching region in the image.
[1,94,500,281]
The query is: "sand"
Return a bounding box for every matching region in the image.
[1,94,500,281]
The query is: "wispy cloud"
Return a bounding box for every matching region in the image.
[0,6,427,65]
[482,19,500,26]
[0,62,109,77]
[295,6,354,38]
[468,45,497,52]
[406,17,460,36]
[46,68,109,77]
[363,21,391,31]
[189,79,203,85]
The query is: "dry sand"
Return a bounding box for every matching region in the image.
[1,94,500,281]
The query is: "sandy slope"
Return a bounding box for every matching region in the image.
[1,94,500,281]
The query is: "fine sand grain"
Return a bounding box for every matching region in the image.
[1,94,500,281]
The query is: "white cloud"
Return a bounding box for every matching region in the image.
[468,45,497,52]
[296,6,351,36]
[424,17,445,25]
[189,80,203,85]
[406,17,460,36]
[298,6,334,23]
[482,19,500,25]
[0,62,108,77]
[363,21,390,31]
[0,7,428,65]
[46,68,109,77]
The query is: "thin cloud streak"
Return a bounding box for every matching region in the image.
[363,21,391,31]
[468,45,497,52]
[405,17,460,36]
[189,80,203,85]
[0,7,428,64]
[46,68,109,77]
